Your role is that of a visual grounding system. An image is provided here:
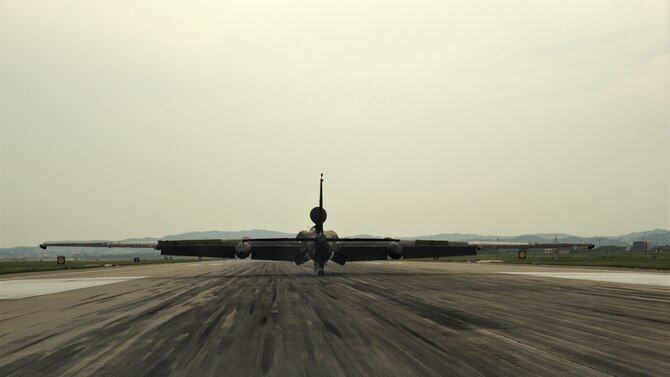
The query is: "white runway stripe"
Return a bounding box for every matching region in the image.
[501,272,669,287]
[0,277,147,299]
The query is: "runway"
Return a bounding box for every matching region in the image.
[1,261,668,376]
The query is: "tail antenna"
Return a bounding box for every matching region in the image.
[319,173,324,233]
[319,173,324,210]
[318,173,324,235]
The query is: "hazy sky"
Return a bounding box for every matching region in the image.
[1,0,668,247]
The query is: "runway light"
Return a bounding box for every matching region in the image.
[57,256,66,264]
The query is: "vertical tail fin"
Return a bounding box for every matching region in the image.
[310,173,327,235]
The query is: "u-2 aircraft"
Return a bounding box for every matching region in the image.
[40,174,595,275]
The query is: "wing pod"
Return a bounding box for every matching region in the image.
[235,241,252,259]
[386,241,403,260]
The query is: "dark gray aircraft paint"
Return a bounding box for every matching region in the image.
[40,175,595,275]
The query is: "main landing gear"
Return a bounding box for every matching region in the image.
[314,262,325,276]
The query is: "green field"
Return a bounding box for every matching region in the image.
[0,258,200,275]
[436,251,670,270]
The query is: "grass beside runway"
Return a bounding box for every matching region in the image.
[0,258,202,275]
[434,251,670,270]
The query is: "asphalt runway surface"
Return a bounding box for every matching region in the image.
[1,261,668,377]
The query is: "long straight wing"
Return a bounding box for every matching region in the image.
[39,238,595,263]
[468,241,596,250]
[334,240,479,261]
[40,241,158,249]
[157,239,304,260]
[39,238,480,261]
[334,239,594,261]
[156,239,484,261]
[40,239,304,262]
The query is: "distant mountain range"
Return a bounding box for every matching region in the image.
[2,228,668,260]
[396,228,670,245]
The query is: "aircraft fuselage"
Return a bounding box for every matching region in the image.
[298,228,339,275]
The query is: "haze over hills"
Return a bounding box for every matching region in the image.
[1,229,668,260]
[402,228,670,245]
[127,230,296,242]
